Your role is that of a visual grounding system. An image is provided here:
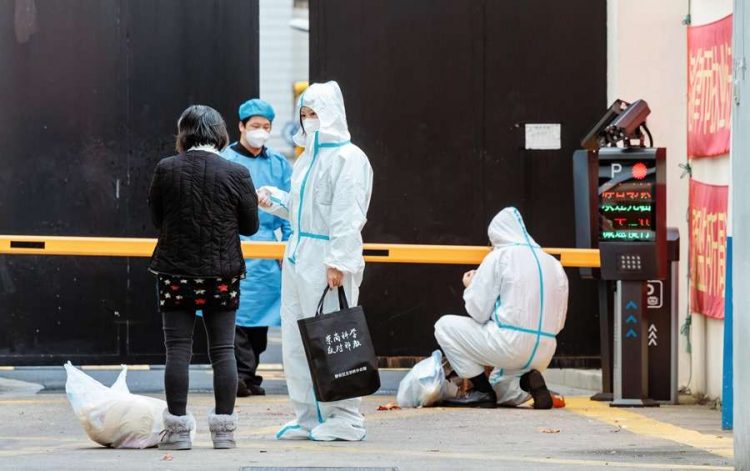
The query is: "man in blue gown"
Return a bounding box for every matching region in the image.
[222,98,292,396]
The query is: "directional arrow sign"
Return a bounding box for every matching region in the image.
[626,329,638,338]
[648,324,658,333]
[648,324,658,347]
[626,301,638,310]
[625,315,638,324]
[648,338,658,347]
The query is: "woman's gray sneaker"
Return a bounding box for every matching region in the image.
[158,410,195,450]
[208,409,238,449]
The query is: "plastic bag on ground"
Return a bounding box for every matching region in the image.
[64,361,171,449]
[396,350,456,408]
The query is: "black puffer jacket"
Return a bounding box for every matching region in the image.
[148,149,259,278]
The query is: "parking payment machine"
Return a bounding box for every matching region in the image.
[574,99,673,407]
[597,147,666,407]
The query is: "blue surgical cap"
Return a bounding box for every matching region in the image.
[238,98,275,122]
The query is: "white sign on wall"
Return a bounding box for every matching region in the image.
[524,123,562,150]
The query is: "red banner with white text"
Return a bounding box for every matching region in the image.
[687,15,732,158]
[689,180,728,318]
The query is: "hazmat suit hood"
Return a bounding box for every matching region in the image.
[488,207,540,248]
[294,81,351,146]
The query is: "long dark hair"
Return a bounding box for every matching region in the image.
[175,105,229,153]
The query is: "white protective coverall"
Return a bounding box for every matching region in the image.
[259,81,374,441]
[434,207,569,406]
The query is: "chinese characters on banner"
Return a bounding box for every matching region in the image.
[687,15,732,158]
[689,180,728,319]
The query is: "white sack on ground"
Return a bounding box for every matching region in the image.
[64,361,175,449]
[396,350,457,408]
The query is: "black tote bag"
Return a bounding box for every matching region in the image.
[298,287,380,402]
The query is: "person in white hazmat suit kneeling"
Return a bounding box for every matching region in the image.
[256,81,373,441]
[435,207,569,409]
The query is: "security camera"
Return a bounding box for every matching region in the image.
[604,100,651,146]
[581,99,653,150]
[581,100,627,150]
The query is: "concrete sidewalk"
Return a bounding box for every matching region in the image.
[0,391,733,471]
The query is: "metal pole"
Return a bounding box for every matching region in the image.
[613,281,623,401]
[670,260,679,405]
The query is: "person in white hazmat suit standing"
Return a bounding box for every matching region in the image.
[435,207,569,409]
[256,81,373,441]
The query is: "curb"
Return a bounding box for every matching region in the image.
[544,368,602,391]
[0,376,44,397]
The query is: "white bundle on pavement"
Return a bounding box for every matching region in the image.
[64,361,174,449]
[396,350,458,408]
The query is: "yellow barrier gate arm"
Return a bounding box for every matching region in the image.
[0,236,600,268]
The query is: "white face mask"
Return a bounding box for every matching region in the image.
[245,128,270,148]
[302,118,320,134]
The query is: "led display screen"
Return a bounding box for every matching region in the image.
[598,160,656,242]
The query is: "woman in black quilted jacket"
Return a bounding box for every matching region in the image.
[148,105,259,450]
